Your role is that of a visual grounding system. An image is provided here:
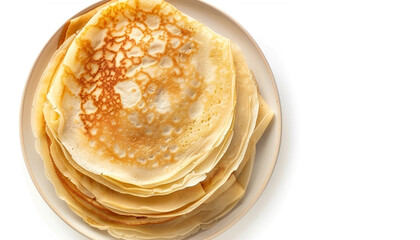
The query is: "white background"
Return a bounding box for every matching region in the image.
[2,0,420,239]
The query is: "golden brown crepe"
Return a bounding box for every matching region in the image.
[32,0,273,239]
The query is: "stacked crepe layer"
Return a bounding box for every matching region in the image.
[32,0,273,239]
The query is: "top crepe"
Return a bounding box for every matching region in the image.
[46,0,236,187]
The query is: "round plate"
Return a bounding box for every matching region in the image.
[20,0,282,239]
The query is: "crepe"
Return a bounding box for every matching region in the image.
[47,0,237,188]
[32,0,274,239]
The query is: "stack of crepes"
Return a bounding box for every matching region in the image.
[32,0,273,239]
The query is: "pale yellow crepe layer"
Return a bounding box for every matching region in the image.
[39,0,237,196]
[47,0,236,187]
[43,130,253,239]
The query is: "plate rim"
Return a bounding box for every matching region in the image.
[19,0,282,239]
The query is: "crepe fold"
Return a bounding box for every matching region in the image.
[32,0,273,239]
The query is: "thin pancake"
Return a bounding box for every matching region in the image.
[47,0,236,187]
[32,0,275,238]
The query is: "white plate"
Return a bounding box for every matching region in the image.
[20,0,282,239]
